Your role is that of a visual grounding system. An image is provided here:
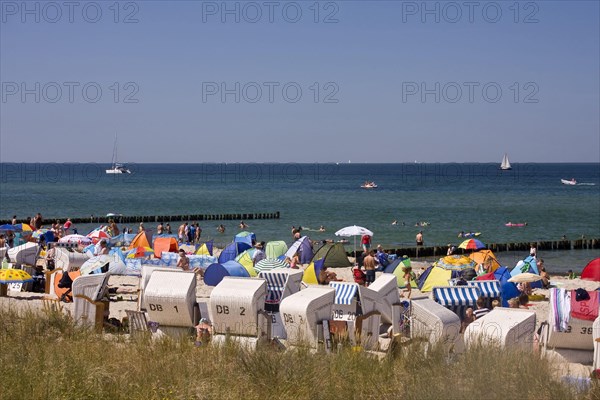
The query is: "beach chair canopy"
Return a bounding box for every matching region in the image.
[467,280,501,298]
[581,258,600,281]
[285,236,313,264]
[433,286,480,307]
[310,243,351,268]
[329,282,358,305]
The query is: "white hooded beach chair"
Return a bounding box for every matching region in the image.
[540,288,596,364]
[432,286,480,320]
[258,269,303,339]
[7,242,38,267]
[328,281,381,350]
[280,286,335,349]
[410,298,461,349]
[138,266,184,311]
[144,271,199,338]
[209,277,269,348]
[464,308,536,350]
[72,273,111,331]
[53,247,89,272]
[367,274,401,326]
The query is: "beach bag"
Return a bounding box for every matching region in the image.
[353,268,366,285]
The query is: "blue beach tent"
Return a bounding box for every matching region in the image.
[218,242,251,264]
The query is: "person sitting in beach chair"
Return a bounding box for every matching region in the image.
[57,271,74,303]
[318,265,342,285]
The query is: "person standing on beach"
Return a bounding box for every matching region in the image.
[416,231,424,246]
[194,223,202,243]
[363,250,376,287]
[166,223,172,234]
[252,242,266,266]
[178,223,186,242]
[11,215,17,225]
[401,266,413,299]
[361,234,372,253]
[156,222,164,235]
[530,243,537,258]
[63,218,72,235]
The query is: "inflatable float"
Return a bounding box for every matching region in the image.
[505,223,527,227]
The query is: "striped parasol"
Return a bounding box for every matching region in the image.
[254,258,289,273]
[458,239,486,251]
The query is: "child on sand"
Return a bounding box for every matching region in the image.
[401,266,412,299]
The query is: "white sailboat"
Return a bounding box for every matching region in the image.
[500,153,512,170]
[106,135,131,174]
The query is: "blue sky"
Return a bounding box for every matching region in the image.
[1,1,599,163]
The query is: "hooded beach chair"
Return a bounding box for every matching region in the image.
[72,273,111,331]
[432,286,481,320]
[257,269,303,339]
[539,288,597,364]
[144,271,199,338]
[280,286,335,349]
[466,280,501,308]
[138,266,184,311]
[209,277,270,348]
[464,308,536,349]
[410,298,462,350]
[328,282,381,350]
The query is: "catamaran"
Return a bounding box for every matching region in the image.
[500,153,512,170]
[106,135,131,174]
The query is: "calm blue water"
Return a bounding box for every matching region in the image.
[1,163,599,271]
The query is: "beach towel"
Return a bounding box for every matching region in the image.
[550,288,571,332]
[570,290,599,322]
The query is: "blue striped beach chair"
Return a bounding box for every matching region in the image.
[467,280,501,308]
[432,286,481,320]
[329,282,381,349]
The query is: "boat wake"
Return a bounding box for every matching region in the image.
[577,183,596,186]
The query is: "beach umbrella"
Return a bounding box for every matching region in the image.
[59,234,92,245]
[32,229,51,239]
[458,239,486,251]
[0,269,34,284]
[334,225,373,262]
[14,223,33,232]
[508,273,542,284]
[87,229,110,243]
[435,255,476,270]
[254,258,289,273]
[0,224,17,231]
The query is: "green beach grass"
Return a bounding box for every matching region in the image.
[0,306,597,400]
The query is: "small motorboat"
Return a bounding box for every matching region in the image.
[361,181,378,189]
[561,178,577,185]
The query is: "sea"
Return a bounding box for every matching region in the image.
[1,162,599,273]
